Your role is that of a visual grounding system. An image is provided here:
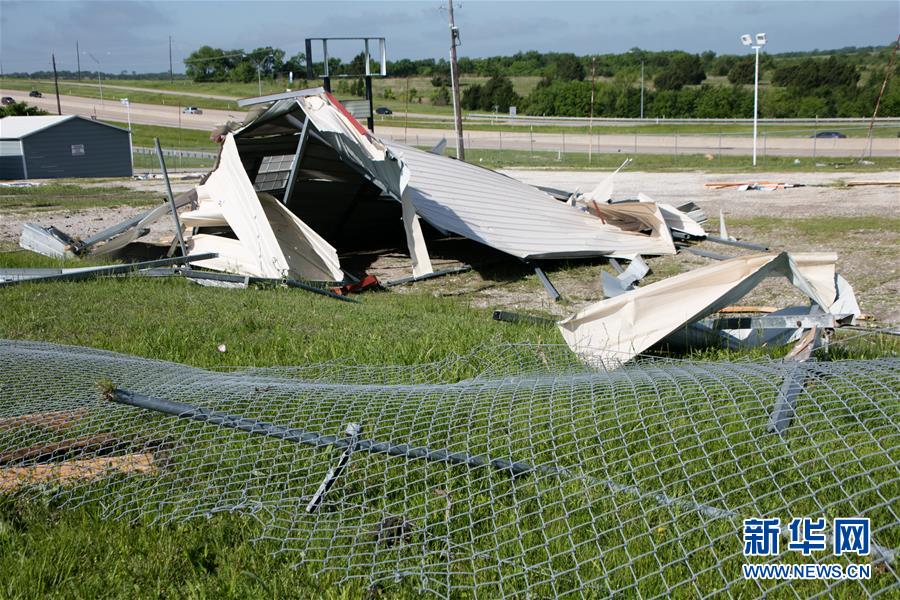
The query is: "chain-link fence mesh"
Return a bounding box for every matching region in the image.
[1,339,897,597]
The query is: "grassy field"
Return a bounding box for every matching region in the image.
[447,148,900,172]
[0,184,160,212]
[101,119,900,174]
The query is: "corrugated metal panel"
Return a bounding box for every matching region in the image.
[386,142,676,259]
[0,140,23,156]
[0,156,26,180]
[23,118,132,179]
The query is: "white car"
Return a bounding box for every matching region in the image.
[182,106,203,115]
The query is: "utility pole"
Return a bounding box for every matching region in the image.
[447,1,465,160]
[51,53,62,115]
[862,33,899,160]
[589,56,595,164]
[76,41,81,81]
[169,36,174,83]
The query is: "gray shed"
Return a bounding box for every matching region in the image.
[0,115,132,180]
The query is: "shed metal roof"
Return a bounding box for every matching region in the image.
[0,115,129,140]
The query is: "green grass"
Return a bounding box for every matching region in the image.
[1,79,242,111]
[452,147,900,172]
[0,184,161,212]
[113,122,218,151]
[730,216,900,240]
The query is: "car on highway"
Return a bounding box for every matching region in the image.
[810,131,847,139]
[375,106,393,115]
[28,90,42,98]
[1,97,14,105]
[182,106,203,115]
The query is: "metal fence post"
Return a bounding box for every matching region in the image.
[812,128,817,164]
[530,125,534,158]
[562,131,566,155]
[634,132,637,154]
[674,133,678,163]
[718,131,722,160]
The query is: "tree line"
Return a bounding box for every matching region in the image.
[176,42,894,119]
[5,43,897,118]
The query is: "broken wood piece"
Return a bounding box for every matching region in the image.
[0,433,142,465]
[0,409,87,433]
[845,180,899,186]
[717,306,778,314]
[384,265,472,287]
[0,453,156,491]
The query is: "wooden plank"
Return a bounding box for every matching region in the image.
[0,409,87,432]
[717,306,778,314]
[0,433,132,465]
[0,454,156,491]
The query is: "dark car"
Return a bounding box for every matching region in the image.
[1,97,14,105]
[811,131,847,139]
[375,106,393,115]
[28,90,42,98]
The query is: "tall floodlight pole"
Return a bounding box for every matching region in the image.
[169,36,174,83]
[640,60,644,119]
[76,41,81,81]
[741,33,767,166]
[589,56,595,164]
[447,1,465,160]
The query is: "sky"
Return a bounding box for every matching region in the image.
[1,0,897,74]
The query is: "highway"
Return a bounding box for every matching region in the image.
[4,90,898,157]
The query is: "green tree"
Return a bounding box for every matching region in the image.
[462,83,483,110]
[0,101,48,117]
[554,53,586,81]
[479,73,519,111]
[727,57,756,85]
[654,54,706,91]
[184,46,232,81]
[431,86,451,106]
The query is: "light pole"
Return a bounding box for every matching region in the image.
[84,51,107,105]
[120,98,132,131]
[741,32,767,166]
[640,60,644,119]
[254,53,275,96]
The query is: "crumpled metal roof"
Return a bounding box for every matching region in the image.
[387,141,676,260]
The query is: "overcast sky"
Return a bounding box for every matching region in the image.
[1,1,897,74]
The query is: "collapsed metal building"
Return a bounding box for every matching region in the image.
[13,88,862,366]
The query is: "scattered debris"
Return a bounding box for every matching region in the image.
[558,252,861,368]
[845,179,899,186]
[705,181,804,191]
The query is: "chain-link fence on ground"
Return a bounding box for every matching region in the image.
[1,339,897,597]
